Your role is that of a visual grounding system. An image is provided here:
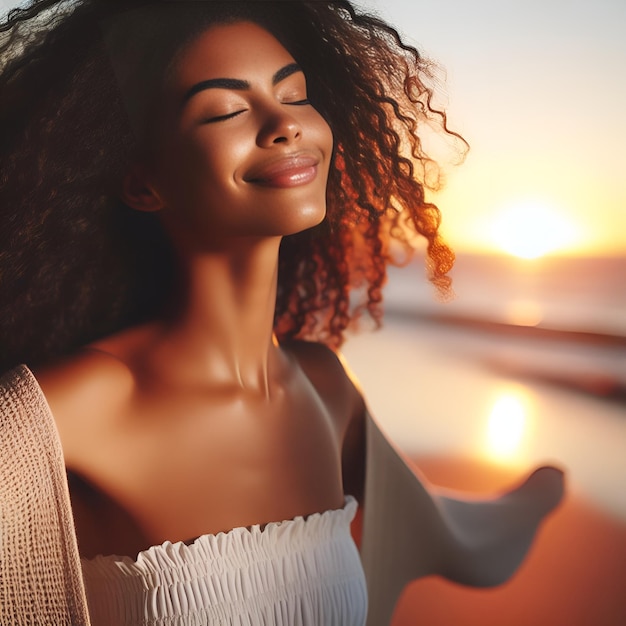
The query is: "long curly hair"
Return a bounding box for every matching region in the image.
[0,0,466,372]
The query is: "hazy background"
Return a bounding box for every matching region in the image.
[344,3,626,623]
[357,0,626,258]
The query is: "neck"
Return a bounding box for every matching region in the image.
[155,237,284,394]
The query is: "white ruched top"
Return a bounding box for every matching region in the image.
[81,496,367,626]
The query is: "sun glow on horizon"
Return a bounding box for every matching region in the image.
[487,200,581,259]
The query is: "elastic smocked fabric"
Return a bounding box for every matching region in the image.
[82,497,367,625]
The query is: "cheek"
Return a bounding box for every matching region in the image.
[312,111,334,156]
[155,136,229,204]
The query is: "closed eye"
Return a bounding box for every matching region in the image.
[203,109,247,124]
[203,98,309,123]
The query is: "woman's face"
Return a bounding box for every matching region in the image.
[143,20,334,249]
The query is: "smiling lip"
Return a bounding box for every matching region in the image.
[245,154,320,188]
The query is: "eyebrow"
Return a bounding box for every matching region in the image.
[182,63,303,104]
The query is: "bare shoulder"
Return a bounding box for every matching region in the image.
[34,349,133,411]
[32,342,136,465]
[282,339,365,432]
[34,322,159,415]
[282,339,361,393]
[284,340,368,501]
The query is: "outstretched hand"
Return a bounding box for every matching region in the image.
[438,465,565,586]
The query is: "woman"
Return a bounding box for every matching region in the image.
[0,1,562,624]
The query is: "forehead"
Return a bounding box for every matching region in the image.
[169,21,297,89]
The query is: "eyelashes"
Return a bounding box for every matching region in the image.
[202,99,311,124]
[203,110,246,124]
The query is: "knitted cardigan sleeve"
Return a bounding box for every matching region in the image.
[0,365,91,625]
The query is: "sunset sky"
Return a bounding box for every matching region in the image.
[1,0,624,257]
[359,0,626,257]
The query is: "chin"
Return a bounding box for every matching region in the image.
[280,204,327,236]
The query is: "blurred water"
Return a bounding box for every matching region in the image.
[343,255,626,521]
[344,314,626,626]
[384,254,626,337]
[343,316,626,520]
[379,252,626,396]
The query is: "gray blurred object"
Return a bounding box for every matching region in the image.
[361,412,564,626]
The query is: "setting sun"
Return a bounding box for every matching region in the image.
[487,201,581,259]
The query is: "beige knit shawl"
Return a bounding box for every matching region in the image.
[0,365,90,625]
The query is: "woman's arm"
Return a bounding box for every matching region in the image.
[360,412,564,626]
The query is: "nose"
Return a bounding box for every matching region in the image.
[257,106,302,147]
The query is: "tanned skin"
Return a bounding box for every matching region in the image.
[36,22,366,559]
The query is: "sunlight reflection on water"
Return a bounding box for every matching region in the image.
[343,315,626,520]
[485,388,530,461]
